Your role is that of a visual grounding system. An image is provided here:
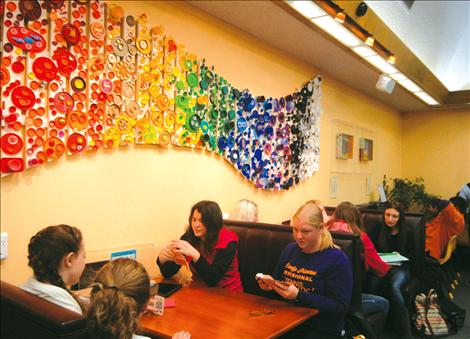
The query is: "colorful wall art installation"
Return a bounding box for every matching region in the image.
[0,0,323,190]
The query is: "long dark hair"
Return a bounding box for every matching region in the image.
[27,224,84,308]
[377,202,407,253]
[184,200,223,255]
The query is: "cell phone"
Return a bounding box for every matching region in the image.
[152,282,182,297]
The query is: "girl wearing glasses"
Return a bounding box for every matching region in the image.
[257,200,352,339]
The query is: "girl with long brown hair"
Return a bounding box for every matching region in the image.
[22,224,86,314]
[158,200,242,291]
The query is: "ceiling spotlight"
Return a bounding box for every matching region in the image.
[365,36,374,46]
[356,2,368,17]
[387,55,396,64]
[335,11,346,24]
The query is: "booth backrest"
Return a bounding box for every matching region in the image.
[0,280,89,339]
[224,220,363,312]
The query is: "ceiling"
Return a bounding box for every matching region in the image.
[188,0,470,112]
[366,0,470,92]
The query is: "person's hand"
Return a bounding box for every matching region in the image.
[315,200,330,223]
[171,240,200,262]
[172,330,191,339]
[273,282,298,300]
[145,295,158,313]
[256,274,274,291]
[173,251,188,266]
[158,245,177,264]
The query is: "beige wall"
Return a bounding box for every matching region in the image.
[402,108,470,198]
[1,1,405,285]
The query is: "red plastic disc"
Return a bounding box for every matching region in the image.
[0,65,10,86]
[67,133,86,153]
[1,133,24,155]
[54,48,77,76]
[11,61,25,74]
[7,26,46,53]
[32,57,58,82]
[11,86,36,111]
[54,92,74,114]
[1,158,24,173]
[61,23,81,46]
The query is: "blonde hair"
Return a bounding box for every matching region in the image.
[292,200,338,251]
[333,202,363,235]
[230,199,258,222]
[87,258,150,339]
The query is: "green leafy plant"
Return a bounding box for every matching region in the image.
[382,175,438,212]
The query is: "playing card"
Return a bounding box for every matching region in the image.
[152,295,165,315]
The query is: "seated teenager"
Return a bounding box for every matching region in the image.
[87,258,190,339]
[425,198,465,260]
[22,224,86,315]
[257,200,352,338]
[157,200,243,291]
[230,199,259,222]
[373,203,413,338]
[329,202,390,329]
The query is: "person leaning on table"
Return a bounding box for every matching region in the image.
[157,200,243,291]
[257,200,352,339]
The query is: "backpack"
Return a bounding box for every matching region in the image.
[413,289,449,338]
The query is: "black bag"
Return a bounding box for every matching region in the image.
[421,257,445,295]
[440,297,466,334]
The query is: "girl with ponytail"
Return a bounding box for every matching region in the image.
[22,224,86,314]
[87,258,190,339]
[257,201,352,338]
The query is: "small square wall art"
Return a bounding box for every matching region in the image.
[359,138,373,161]
[336,133,353,159]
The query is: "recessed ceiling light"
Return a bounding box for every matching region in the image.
[364,55,398,74]
[312,16,362,47]
[352,46,377,58]
[287,1,327,19]
[414,91,439,105]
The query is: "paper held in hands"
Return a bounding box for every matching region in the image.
[256,273,290,290]
[379,252,409,263]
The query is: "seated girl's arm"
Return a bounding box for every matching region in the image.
[192,242,237,286]
[361,232,390,277]
[157,237,187,278]
[296,254,352,316]
[156,256,182,278]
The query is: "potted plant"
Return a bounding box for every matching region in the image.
[382,175,437,212]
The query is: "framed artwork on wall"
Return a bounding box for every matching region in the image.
[336,133,353,159]
[359,138,373,161]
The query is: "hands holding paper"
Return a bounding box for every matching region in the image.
[171,240,200,263]
[158,240,200,265]
[255,273,298,300]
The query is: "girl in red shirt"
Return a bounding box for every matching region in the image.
[157,200,243,291]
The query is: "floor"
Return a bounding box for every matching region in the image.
[381,247,470,339]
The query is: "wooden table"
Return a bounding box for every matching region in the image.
[139,285,318,339]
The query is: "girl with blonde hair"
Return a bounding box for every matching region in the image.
[87,258,190,339]
[230,199,259,222]
[257,200,352,338]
